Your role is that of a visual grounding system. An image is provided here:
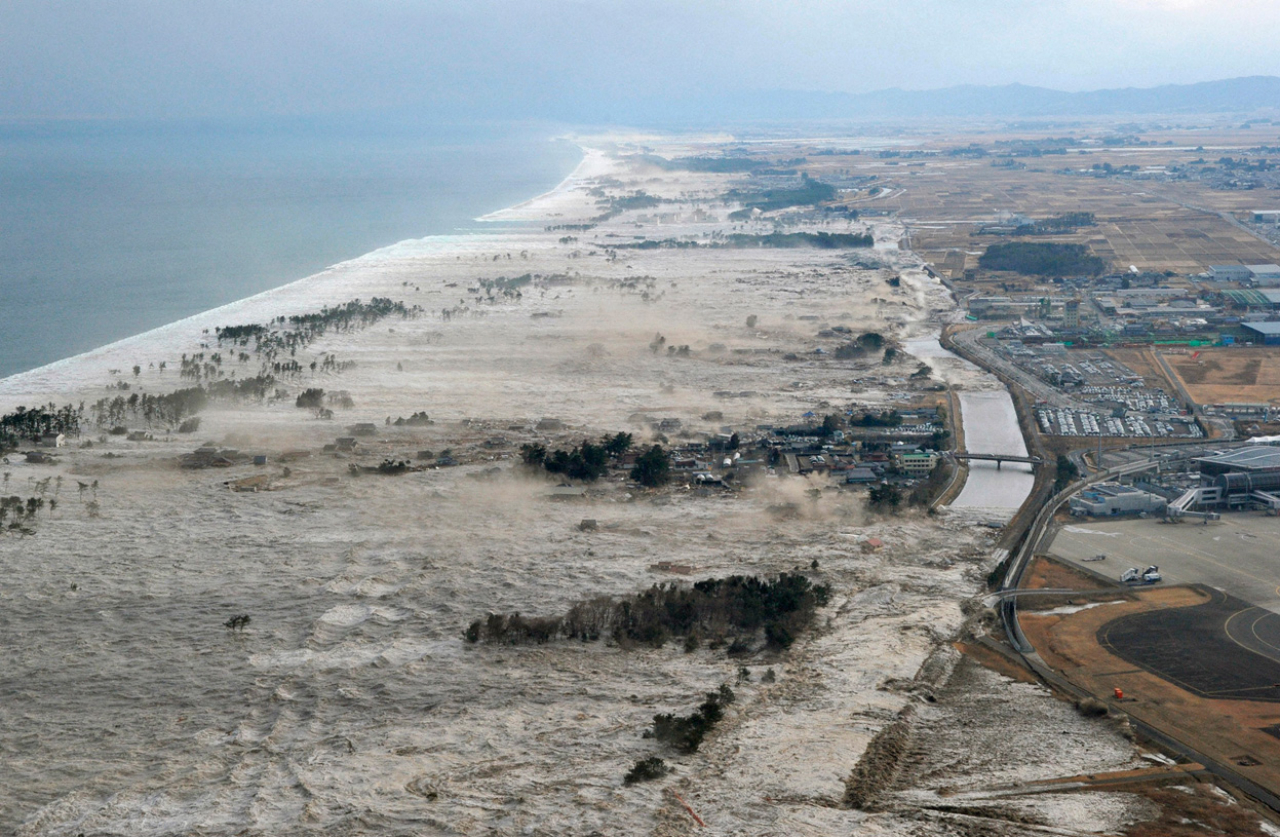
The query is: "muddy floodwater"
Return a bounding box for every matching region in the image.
[951,390,1036,514]
[900,337,1034,517]
[0,141,1173,836]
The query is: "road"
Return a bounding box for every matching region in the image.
[949,327,1092,410]
[997,451,1280,813]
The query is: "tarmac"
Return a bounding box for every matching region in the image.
[1048,512,1280,617]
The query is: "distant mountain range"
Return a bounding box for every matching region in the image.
[762,75,1280,119]
[598,76,1280,126]
[726,76,1280,122]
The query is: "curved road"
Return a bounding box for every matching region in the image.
[1000,454,1280,811]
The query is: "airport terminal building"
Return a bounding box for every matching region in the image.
[1178,447,1280,511]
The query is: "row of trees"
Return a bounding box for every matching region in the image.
[518,434,672,487]
[213,297,423,363]
[610,232,874,251]
[979,242,1107,277]
[465,572,831,651]
[520,433,632,481]
[88,376,276,430]
[0,404,82,449]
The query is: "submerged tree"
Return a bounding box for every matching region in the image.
[631,445,671,487]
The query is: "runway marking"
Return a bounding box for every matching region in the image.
[1220,606,1280,665]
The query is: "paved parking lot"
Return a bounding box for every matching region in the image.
[1048,512,1280,614]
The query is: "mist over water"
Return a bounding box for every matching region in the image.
[0,121,580,378]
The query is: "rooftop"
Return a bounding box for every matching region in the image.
[1194,447,1280,472]
[1242,321,1280,336]
[1087,482,1143,497]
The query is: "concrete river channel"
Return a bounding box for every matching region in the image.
[903,336,1035,516]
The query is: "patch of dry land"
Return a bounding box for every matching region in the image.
[0,136,1265,835]
[1160,346,1280,408]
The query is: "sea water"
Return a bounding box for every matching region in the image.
[0,120,581,378]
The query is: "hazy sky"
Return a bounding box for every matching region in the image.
[3,0,1279,122]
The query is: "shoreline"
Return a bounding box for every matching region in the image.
[0,147,595,405]
[0,135,587,391]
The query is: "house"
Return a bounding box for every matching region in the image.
[844,466,878,484]
[347,423,378,437]
[335,437,358,452]
[23,451,53,464]
[40,433,66,448]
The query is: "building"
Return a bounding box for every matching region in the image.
[1241,322,1280,345]
[1069,483,1166,516]
[1063,298,1080,328]
[844,466,878,484]
[1209,265,1253,282]
[1190,448,1280,507]
[896,451,939,476]
[1194,447,1280,477]
[1250,264,1280,287]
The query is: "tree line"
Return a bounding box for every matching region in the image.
[465,572,831,652]
[979,242,1107,277]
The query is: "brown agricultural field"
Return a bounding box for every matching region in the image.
[1161,346,1280,406]
[800,125,1280,282]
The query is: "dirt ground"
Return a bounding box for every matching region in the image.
[1161,347,1280,407]
[1104,348,1171,393]
[1023,584,1280,799]
[1021,553,1114,593]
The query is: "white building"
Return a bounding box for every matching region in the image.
[1208,265,1252,282]
[1070,483,1166,517]
[1249,264,1280,287]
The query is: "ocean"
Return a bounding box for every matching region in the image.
[0,119,581,379]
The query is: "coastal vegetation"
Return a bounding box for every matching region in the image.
[630,445,671,487]
[0,404,83,450]
[868,483,904,511]
[465,572,831,652]
[978,242,1107,276]
[592,190,664,221]
[520,433,634,482]
[623,757,670,785]
[852,409,903,428]
[606,231,873,250]
[88,376,276,429]
[727,175,836,215]
[641,154,767,173]
[648,685,736,753]
[1012,211,1096,235]
[212,298,423,369]
[1,494,49,535]
[1054,453,1080,493]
